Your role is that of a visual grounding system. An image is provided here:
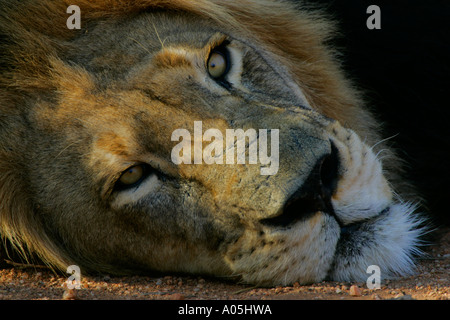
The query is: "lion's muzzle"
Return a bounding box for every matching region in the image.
[261,141,341,227]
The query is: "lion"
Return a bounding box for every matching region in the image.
[0,0,426,286]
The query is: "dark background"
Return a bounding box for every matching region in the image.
[302,0,450,226]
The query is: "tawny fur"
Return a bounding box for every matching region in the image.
[0,0,423,285]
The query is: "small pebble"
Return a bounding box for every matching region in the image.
[392,293,414,300]
[62,289,79,300]
[349,285,361,296]
[170,293,185,300]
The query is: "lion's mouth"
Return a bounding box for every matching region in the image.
[339,206,391,235]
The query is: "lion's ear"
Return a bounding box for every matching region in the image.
[0,151,70,270]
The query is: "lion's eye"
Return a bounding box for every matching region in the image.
[120,165,144,185]
[207,48,230,79]
[116,164,150,190]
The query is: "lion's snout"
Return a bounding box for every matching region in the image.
[261,141,340,227]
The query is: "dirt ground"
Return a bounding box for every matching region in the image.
[0,227,448,301]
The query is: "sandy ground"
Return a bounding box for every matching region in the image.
[0,227,448,301]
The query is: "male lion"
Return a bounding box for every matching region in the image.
[0,0,426,286]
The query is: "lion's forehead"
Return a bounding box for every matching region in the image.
[66,13,220,79]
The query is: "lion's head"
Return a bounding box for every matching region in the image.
[0,0,425,286]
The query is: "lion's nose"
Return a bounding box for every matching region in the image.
[261,142,340,227]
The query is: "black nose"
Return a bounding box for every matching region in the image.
[319,142,340,201]
[261,142,340,227]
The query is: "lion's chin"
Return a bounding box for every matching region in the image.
[326,202,426,283]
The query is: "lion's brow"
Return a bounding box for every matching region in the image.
[153,49,192,68]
